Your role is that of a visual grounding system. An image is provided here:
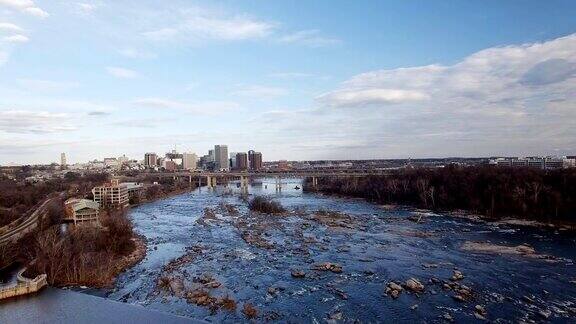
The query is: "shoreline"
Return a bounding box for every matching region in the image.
[91,185,201,288]
[308,190,576,231]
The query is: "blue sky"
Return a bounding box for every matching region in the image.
[1,0,576,164]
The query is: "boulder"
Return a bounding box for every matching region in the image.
[451,270,464,281]
[405,278,425,293]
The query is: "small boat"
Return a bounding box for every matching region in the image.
[294,186,301,190]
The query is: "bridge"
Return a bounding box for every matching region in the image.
[143,169,393,191]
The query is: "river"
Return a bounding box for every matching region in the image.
[88,177,575,323]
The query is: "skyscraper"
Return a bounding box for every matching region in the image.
[182,153,198,170]
[60,153,67,169]
[236,152,248,170]
[248,150,263,170]
[144,153,158,167]
[214,145,229,171]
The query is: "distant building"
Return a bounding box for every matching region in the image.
[248,150,263,170]
[277,160,289,171]
[163,160,178,171]
[92,179,129,208]
[144,153,158,167]
[208,149,215,162]
[490,156,567,170]
[214,145,229,171]
[103,157,119,169]
[64,198,100,226]
[123,182,144,200]
[229,152,238,170]
[235,152,248,170]
[182,152,198,170]
[60,153,67,170]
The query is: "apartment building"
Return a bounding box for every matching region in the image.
[92,179,129,208]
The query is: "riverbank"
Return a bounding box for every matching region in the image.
[304,167,576,228]
[66,185,198,288]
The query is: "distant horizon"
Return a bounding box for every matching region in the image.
[2,152,574,167]
[1,1,575,164]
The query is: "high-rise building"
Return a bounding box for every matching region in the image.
[214,145,229,171]
[248,150,263,170]
[182,152,198,170]
[208,149,215,162]
[229,152,238,170]
[60,153,67,169]
[236,152,248,170]
[144,153,158,167]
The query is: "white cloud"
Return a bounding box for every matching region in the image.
[234,85,288,99]
[261,33,576,158]
[0,22,23,32]
[318,88,428,107]
[142,7,274,42]
[278,30,341,47]
[77,2,99,13]
[106,66,139,79]
[0,110,75,134]
[132,97,239,114]
[3,34,28,43]
[0,0,49,18]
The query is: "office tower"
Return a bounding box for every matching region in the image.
[144,153,158,167]
[208,149,215,162]
[229,152,238,169]
[248,150,263,170]
[60,153,67,169]
[214,145,229,171]
[182,152,198,170]
[236,152,248,170]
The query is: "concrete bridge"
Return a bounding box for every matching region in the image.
[147,169,393,191]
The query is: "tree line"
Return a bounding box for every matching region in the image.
[304,166,576,224]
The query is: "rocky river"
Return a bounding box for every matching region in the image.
[87,178,576,323]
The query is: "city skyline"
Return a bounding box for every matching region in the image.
[1,1,576,164]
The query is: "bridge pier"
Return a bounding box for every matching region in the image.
[312,176,318,189]
[240,175,249,193]
[206,175,217,190]
[275,176,282,191]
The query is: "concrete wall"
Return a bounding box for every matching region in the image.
[0,269,47,300]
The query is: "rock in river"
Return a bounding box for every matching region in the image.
[405,278,425,293]
[291,270,306,278]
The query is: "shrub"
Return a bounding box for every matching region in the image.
[248,196,285,214]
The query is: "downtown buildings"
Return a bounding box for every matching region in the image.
[142,145,264,172]
[214,145,229,171]
[248,150,263,171]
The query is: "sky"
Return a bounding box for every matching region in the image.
[1,0,576,164]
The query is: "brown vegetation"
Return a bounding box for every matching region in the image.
[24,209,140,287]
[242,302,258,319]
[248,196,285,214]
[304,166,576,224]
